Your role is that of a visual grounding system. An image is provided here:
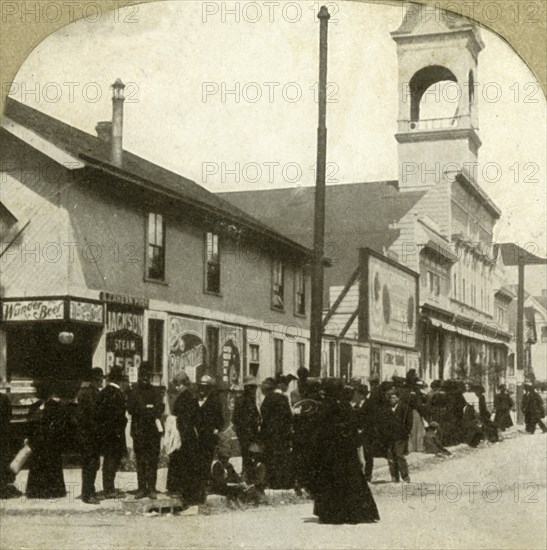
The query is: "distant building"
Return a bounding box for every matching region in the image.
[221,4,513,400]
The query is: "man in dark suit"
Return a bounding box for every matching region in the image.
[0,382,13,498]
[232,375,261,479]
[385,389,413,483]
[75,367,104,504]
[198,375,224,490]
[96,366,127,498]
[522,383,547,434]
[127,362,165,499]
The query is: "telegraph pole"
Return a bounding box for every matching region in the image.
[516,256,525,374]
[309,6,330,377]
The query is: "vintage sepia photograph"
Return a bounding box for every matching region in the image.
[0,0,546,548]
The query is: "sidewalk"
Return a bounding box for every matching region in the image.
[0,425,526,515]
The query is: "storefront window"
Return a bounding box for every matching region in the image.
[147,319,164,383]
[297,342,306,369]
[205,232,221,294]
[249,344,260,377]
[274,338,283,375]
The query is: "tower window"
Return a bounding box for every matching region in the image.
[469,71,475,104]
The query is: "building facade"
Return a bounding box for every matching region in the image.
[0,91,312,423]
[221,4,513,401]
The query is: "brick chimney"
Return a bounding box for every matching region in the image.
[95,121,112,142]
[111,78,125,167]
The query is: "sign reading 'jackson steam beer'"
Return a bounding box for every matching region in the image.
[106,306,144,382]
[359,248,419,349]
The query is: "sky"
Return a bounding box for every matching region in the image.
[7,0,547,292]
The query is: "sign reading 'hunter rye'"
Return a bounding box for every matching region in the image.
[2,299,64,322]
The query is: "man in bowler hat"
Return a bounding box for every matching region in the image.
[233,375,261,478]
[96,365,128,498]
[76,367,104,504]
[127,362,165,499]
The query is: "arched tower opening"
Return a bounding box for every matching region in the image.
[409,65,458,122]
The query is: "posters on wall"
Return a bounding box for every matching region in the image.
[363,250,418,349]
[168,316,243,387]
[352,345,370,379]
[381,345,407,381]
[105,305,144,383]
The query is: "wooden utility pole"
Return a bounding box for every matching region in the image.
[516,256,525,374]
[309,6,330,377]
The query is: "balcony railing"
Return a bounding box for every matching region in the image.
[398,115,471,132]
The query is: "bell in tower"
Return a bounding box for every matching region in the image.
[392,2,484,189]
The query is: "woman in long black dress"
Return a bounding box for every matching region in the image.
[310,379,379,525]
[171,373,204,507]
[26,380,68,499]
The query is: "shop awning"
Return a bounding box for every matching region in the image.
[429,318,459,333]
[427,317,510,346]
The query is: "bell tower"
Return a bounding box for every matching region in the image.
[392,2,484,189]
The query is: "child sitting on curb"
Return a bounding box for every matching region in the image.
[423,422,451,457]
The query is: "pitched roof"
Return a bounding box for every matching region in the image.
[219,182,425,251]
[495,243,547,266]
[2,98,311,257]
[219,182,425,299]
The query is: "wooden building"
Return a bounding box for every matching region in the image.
[0,87,312,422]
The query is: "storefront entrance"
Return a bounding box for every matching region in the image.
[6,323,100,396]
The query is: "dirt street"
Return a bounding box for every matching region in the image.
[1,433,545,550]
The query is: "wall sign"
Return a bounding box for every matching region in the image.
[168,316,205,383]
[106,306,144,381]
[69,301,104,325]
[2,300,64,322]
[359,248,419,349]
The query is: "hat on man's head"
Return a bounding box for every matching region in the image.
[173,371,190,386]
[108,366,124,383]
[243,375,258,387]
[296,367,309,380]
[90,367,105,381]
[139,361,153,377]
[285,374,298,383]
[199,374,216,386]
[261,377,276,390]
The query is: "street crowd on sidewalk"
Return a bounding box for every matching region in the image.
[1,365,546,524]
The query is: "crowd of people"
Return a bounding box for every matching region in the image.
[0,365,546,524]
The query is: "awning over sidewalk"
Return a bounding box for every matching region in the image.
[426,317,510,345]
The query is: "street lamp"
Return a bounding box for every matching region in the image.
[58,331,74,345]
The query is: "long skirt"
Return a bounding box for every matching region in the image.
[313,446,380,524]
[167,448,204,505]
[26,448,66,499]
[264,441,294,490]
[494,410,513,430]
[313,470,379,524]
[408,410,426,453]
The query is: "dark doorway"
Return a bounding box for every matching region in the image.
[340,343,352,381]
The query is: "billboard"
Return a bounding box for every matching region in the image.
[359,248,419,349]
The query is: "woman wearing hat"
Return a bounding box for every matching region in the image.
[309,379,379,524]
[171,372,204,507]
[232,375,262,480]
[493,385,514,431]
